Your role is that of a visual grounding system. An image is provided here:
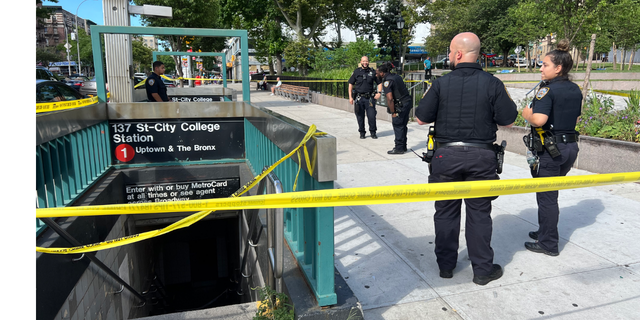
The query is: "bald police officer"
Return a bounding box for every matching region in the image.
[377,62,412,154]
[415,32,517,285]
[349,56,383,139]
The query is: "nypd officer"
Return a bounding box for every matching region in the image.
[377,62,412,154]
[349,56,383,139]
[415,32,517,285]
[521,39,581,256]
[146,61,169,102]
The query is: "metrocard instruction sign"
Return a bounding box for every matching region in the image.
[109,119,245,164]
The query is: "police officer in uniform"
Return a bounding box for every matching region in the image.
[521,39,581,256]
[146,61,169,102]
[415,32,517,285]
[349,56,383,139]
[377,62,412,154]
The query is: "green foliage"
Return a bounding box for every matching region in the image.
[576,91,640,142]
[253,286,294,320]
[132,38,153,73]
[312,38,380,73]
[157,55,176,74]
[36,0,58,20]
[36,47,64,67]
[306,68,353,79]
[284,38,313,75]
[133,0,225,78]
[375,0,417,61]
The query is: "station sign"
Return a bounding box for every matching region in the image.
[168,95,229,102]
[109,119,244,164]
[124,177,240,203]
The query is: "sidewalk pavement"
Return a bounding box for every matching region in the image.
[237,84,640,320]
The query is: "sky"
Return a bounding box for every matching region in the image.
[43,0,143,26]
[43,0,429,43]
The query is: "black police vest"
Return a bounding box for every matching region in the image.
[435,70,500,143]
[537,79,582,135]
[387,74,411,105]
[354,67,376,93]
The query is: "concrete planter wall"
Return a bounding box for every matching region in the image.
[311,91,639,174]
[497,126,640,174]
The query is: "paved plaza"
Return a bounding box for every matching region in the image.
[234,83,640,320]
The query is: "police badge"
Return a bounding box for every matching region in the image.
[148,79,155,86]
[384,81,389,87]
[536,87,549,100]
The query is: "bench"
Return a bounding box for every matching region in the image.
[275,84,311,102]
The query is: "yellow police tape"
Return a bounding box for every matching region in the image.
[36,125,325,254]
[592,90,630,98]
[36,170,640,253]
[37,93,111,114]
[36,171,640,221]
[36,96,99,113]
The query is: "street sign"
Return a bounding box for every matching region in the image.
[64,43,72,50]
[514,46,522,54]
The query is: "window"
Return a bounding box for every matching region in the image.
[37,84,63,102]
[55,83,82,101]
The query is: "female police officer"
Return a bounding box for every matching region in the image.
[521,39,582,256]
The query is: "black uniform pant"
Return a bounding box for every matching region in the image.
[355,96,377,134]
[425,68,432,80]
[428,146,498,276]
[392,106,411,150]
[531,142,579,253]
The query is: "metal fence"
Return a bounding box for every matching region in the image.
[36,108,112,235]
[244,118,337,306]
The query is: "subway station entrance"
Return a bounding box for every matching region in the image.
[35,26,359,320]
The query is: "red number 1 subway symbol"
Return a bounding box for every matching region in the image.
[115,144,135,162]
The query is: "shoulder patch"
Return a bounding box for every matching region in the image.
[384,81,390,88]
[536,87,550,100]
[148,79,155,86]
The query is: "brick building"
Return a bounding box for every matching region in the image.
[36,5,96,53]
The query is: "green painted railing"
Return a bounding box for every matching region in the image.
[36,121,111,235]
[244,119,337,306]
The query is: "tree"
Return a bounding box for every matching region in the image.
[221,0,288,74]
[311,37,380,72]
[272,0,331,41]
[36,0,58,21]
[422,0,519,66]
[36,47,64,67]
[132,0,226,83]
[132,38,153,73]
[600,0,640,70]
[376,0,419,70]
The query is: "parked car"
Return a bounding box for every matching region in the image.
[435,57,449,69]
[134,72,147,79]
[79,78,110,96]
[507,55,528,67]
[162,77,176,88]
[36,66,58,81]
[37,80,86,103]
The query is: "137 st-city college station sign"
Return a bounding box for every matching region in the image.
[109,119,244,164]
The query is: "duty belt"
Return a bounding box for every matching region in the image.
[436,142,494,151]
[356,92,372,99]
[557,133,579,143]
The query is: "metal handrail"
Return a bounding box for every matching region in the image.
[266,172,284,292]
[237,167,284,294]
